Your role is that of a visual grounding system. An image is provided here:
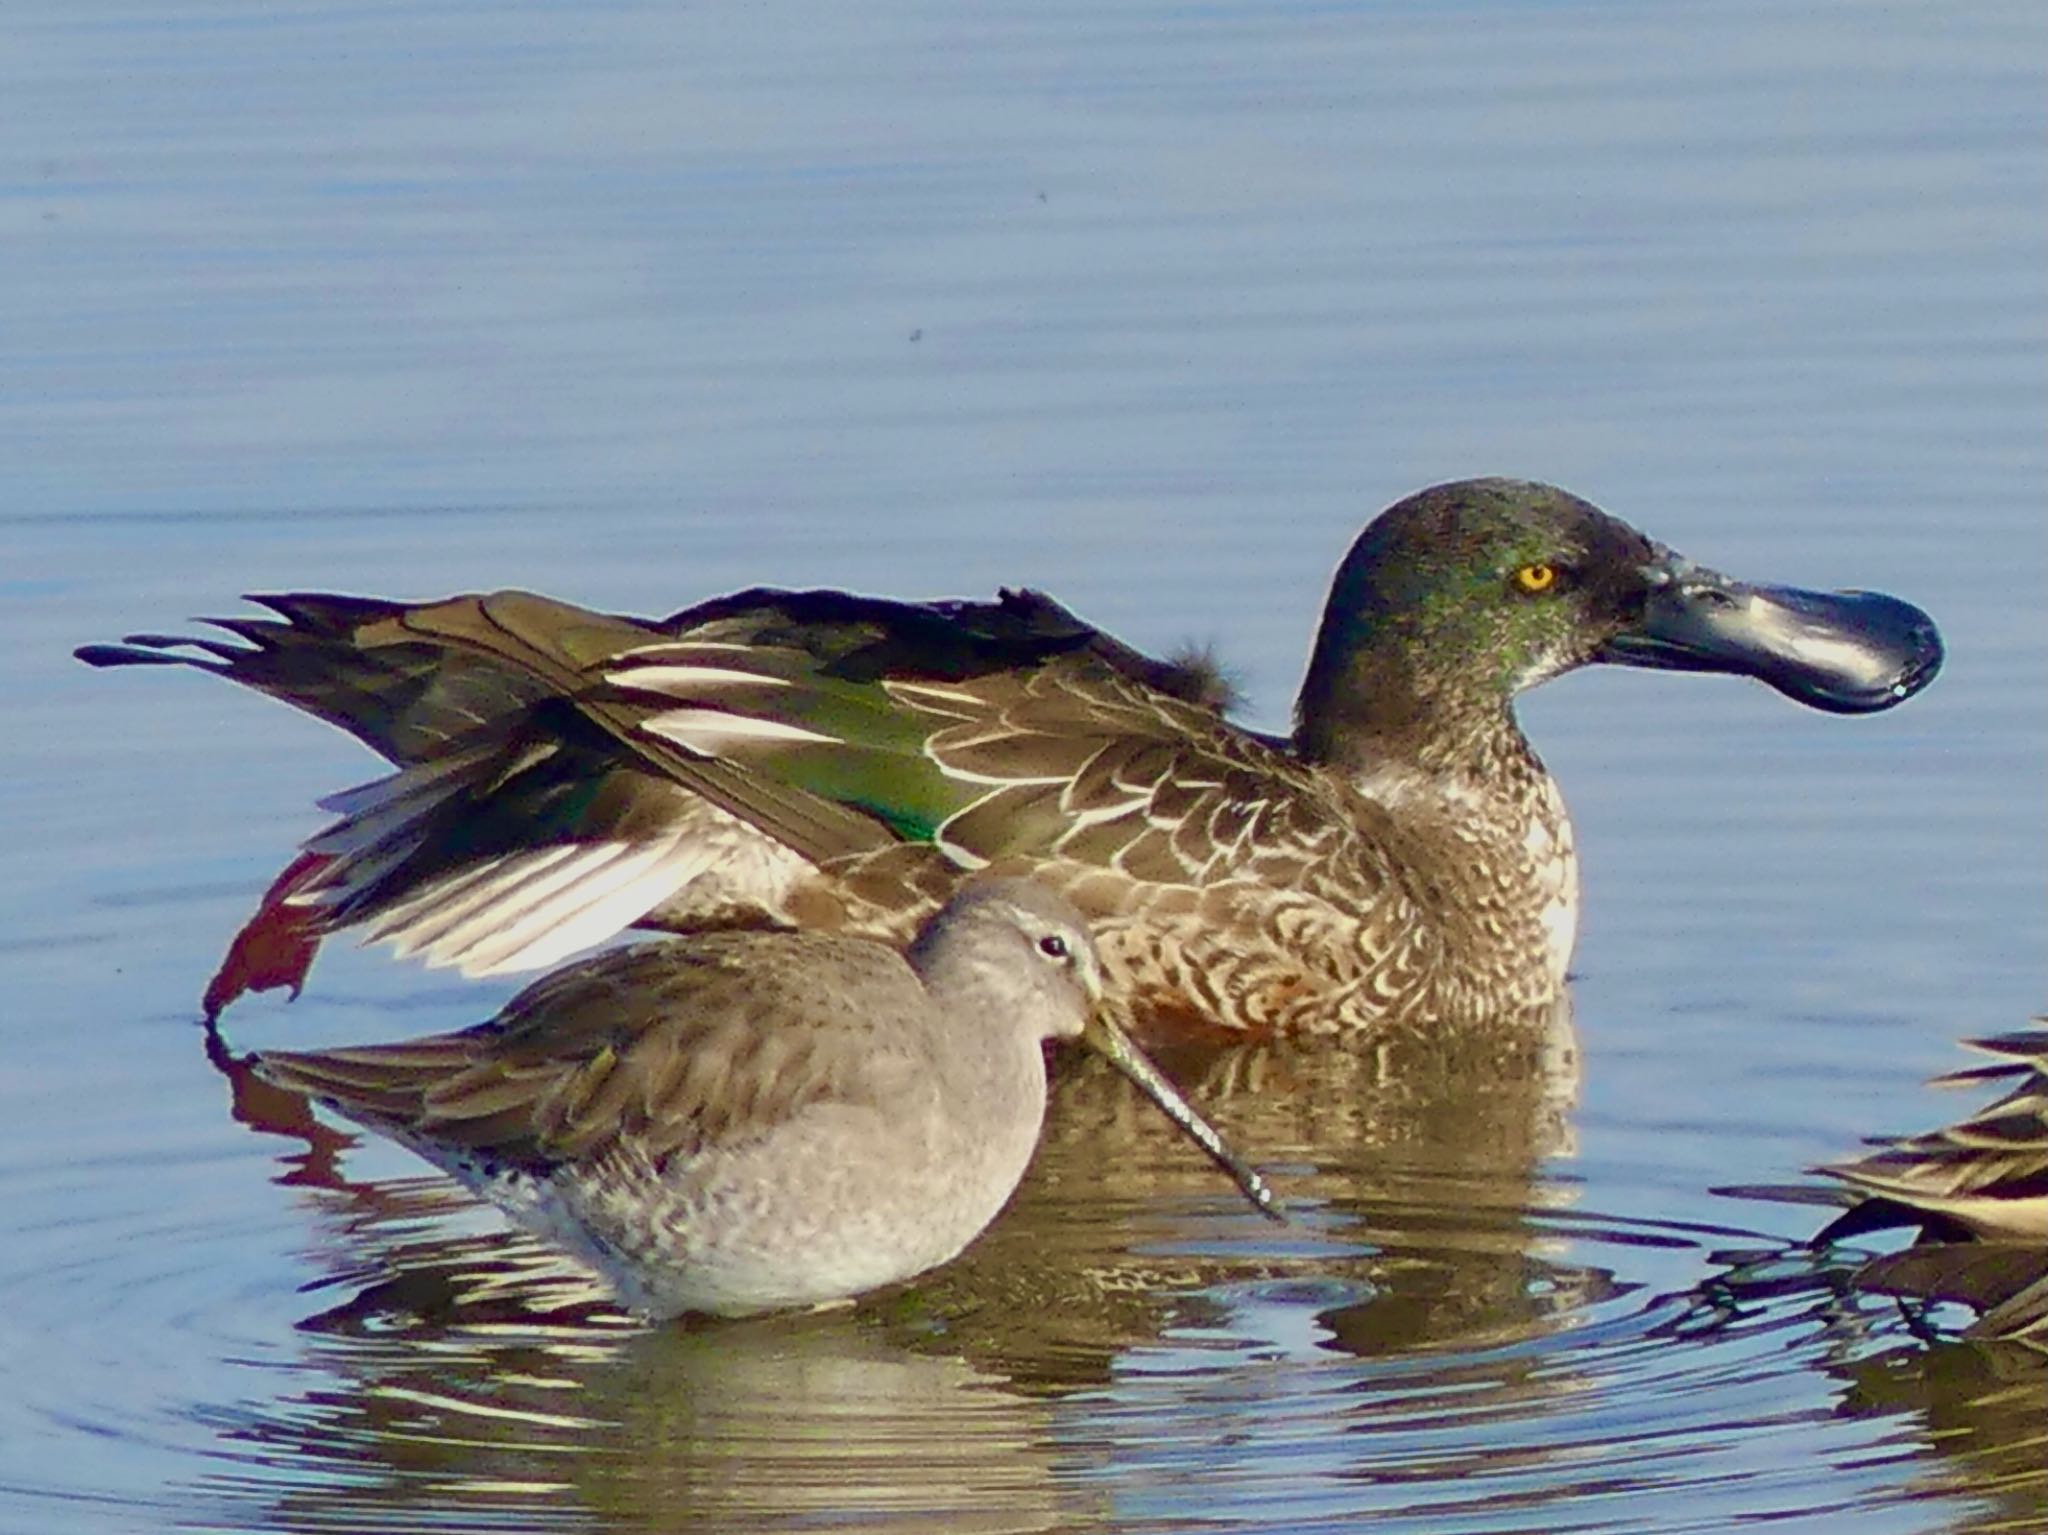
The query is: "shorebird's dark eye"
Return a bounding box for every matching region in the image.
[1038,934,1070,960]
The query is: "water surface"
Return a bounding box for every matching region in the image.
[4,2,2044,1532]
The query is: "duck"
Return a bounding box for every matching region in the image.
[1815,1029,2048,1247]
[79,478,1942,1041]
[1808,1028,2048,1345]
[243,878,1277,1320]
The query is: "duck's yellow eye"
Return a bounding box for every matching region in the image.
[1513,563,1557,594]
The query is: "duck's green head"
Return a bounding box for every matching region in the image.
[1297,478,1942,771]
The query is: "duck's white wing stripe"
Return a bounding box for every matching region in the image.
[403,844,632,964]
[641,709,835,756]
[606,664,790,694]
[369,845,598,958]
[344,837,717,978]
[352,846,582,944]
[444,841,716,978]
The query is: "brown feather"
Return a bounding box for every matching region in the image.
[253,931,931,1172]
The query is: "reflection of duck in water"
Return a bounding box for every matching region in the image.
[943,1005,1604,1366]
[229,879,1271,1320]
[1806,1028,2048,1345]
[1687,1032,2048,1525]
[82,479,1939,1042]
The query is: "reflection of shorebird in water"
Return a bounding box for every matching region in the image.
[182,1200,1096,1535]
[209,879,1272,1322]
[1719,1027,2048,1348]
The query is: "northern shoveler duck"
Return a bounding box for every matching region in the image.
[246,879,1276,1320]
[80,478,1941,1040]
[1807,1029,2048,1345]
[1815,1029,2048,1247]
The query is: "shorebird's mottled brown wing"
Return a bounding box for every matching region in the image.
[253,932,934,1172]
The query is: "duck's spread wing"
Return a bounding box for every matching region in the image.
[336,590,1361,986]
[79,590,660,762]
[252,935,934,1173]
[93,586,1336,997]
[607,619,1341,889]
[84,592,803,983]
[88,590,972,986]
[285,588,1266,964]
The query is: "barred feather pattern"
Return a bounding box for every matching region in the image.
[1819,1029,2048,1241]
[92,582,1582,1038]
[606,648,1576,1039]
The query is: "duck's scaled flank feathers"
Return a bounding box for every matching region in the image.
[80,478,1942,1041]
[251,877,1273,1319]
[1815,1029,2048,1247]
[1800,1028,2048,1345]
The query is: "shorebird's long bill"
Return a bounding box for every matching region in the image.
[1599,553,1943,714]
[1081,1014,1285,1224]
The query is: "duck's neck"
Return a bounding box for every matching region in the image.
[1294,620,1533,790]
[1295,631,1580,990]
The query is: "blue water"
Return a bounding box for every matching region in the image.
[3,2,2043,1531]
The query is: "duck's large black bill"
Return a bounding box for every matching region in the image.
[1600,558,1943,714]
